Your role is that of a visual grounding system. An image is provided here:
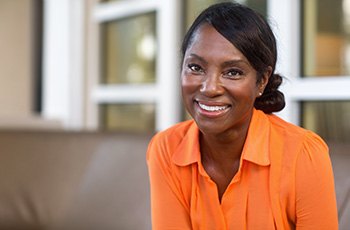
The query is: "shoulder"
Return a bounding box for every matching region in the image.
[146,120,195,162]
[267,114,308,137]
[263,113,329,171]
[148,119,195,149]
[267,113,328,152]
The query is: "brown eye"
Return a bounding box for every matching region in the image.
[188,64,204,73]
[224,69,244,79]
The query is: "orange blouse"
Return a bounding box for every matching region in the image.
[146,109,338,229]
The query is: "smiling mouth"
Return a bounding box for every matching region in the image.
[198,102,228,112]
[197,102,230,112]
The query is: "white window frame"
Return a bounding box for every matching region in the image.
[42,0,86,130]
[268,0,350,125]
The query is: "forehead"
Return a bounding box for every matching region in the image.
[185,24,247,61]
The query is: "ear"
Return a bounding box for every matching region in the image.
[258,66,272,95]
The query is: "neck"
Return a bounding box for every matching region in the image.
[200,121,250,164]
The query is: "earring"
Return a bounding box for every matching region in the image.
[259,92,263,96]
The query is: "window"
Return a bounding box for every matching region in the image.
[302,101,350,142]
[100,13,156,85]
[99,12,157,131]
[100,104,155,132]
[185,0,267,29]
[91,0,182,132]
[300,0,350,147]
[302,0,350,76]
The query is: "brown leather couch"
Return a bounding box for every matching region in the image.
[1,130,349,229]
[0,130,152,230]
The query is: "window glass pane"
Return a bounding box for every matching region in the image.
[100,12,156,84]
[185,0,267,29]
[302,101,350,143]
[99,104,155,132]
[302,0,350,76]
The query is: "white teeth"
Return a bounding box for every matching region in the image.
[198,102,228,112]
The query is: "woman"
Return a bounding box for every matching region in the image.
[147,2,338,229]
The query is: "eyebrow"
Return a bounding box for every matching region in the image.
[222,60,249,67]
[186,53,208,64]
[186,53,249,67]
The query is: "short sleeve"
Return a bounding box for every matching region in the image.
[295,131,338,230]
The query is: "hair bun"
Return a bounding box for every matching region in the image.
[254,73,285,113]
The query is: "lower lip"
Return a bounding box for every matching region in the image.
[195,102,230,118]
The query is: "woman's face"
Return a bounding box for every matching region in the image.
[181,24,267,135]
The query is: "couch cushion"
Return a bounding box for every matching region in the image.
[0,131,152,230]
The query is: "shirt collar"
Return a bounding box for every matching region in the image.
[241,109,270,166]
[172,120,200,166]
[172,109,271,167]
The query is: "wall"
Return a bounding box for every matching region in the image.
[0,0,34,119]
[0,0,60,129]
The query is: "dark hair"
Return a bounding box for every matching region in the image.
[181,2,285,113]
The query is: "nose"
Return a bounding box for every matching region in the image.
[200,73,224,97]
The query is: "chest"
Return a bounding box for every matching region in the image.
[188,162,277,230]
[202,159,240,202]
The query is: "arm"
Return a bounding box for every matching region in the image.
[146,136,192,230]
[295,132,338,230]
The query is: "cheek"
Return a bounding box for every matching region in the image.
[181,75,192,99]
[181,75,199,112]
[181,74,200,94]
[225,82,259,101]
